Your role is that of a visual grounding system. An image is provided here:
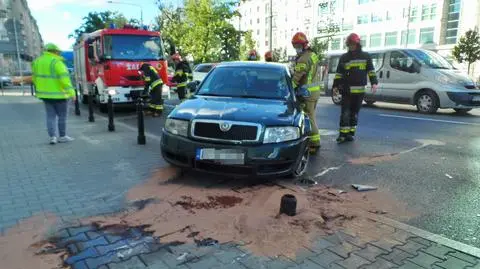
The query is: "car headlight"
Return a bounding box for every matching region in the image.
[263,127,300,144]
[165,118,189,136]
[436,75,455,85]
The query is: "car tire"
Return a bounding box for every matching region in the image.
[416,90,439,114]
[291,145,310,178]
[453,108,472,114]
[331,87,342,105]
[365,100,376,106]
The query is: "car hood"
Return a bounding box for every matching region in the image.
[170,96,297,126]
[437,69,475,85]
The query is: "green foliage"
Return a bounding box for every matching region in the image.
[239,30,256,60]
[156,0,242,64]
[69,11,137,43]
[272,47,287,62]
[452,29,480,74]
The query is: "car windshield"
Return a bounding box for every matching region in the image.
[404,50,453,69]
[197,66,291,100]
[103,35,165,61]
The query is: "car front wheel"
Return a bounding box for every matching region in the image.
[291,146,310,178]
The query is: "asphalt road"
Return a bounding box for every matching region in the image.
[87,96,480,248]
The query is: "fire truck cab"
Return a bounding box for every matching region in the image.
[73,25,169,112]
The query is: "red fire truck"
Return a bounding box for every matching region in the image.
[73,25,170,112]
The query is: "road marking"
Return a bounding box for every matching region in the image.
[313,165,344,178]
[379,113,480,126]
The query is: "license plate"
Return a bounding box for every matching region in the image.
[473,96,480,102]
[196,148,245,165]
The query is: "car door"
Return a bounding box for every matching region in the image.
[381,50,422,104]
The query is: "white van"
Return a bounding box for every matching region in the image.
[324,48,480,114]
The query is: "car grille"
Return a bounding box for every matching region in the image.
[192,121,259,141]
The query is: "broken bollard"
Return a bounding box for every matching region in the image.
[279,194,297,216]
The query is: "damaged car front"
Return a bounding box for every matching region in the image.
[161,62,312,178]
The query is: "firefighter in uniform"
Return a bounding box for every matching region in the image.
[291,32,322,153]
[333,33,378,143]
[247,49,258,61]
[171,53,192,102]
[264,51,273,62]
[139,63,164,116]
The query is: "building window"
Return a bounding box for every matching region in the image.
[430,3,436,19]
[257,29,260,35]
[401,29,416,45]
[385,31,397,46]
[445,0,460,44]
[421,3,437,20]
[357,15,369,24]
[420,27,434,44]
[257,6,260,12]
[358,0,369,4]
[257,18,260,24]
[409,6,418,22]
[318,1,329,15]
[371,13,383,23]
[360,35,367,47]
[305,0,312,7]
[369,33,382,47]
[386,11,392,21]
[331,38,341,50]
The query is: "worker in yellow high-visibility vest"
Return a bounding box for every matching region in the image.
[32,43,75,145]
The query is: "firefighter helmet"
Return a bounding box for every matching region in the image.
[247,49,258,60]
[291,32,309,47]
[139,63,151,73]
[264,51,273,62]
[346,33,361,45]
[171,53,182,61]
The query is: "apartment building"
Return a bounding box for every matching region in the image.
[237,0,480,74]
[0,0,43,76]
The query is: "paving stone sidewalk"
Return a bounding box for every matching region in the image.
[1,95,480,269]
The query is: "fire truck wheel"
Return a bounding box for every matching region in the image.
[99,103,108,113]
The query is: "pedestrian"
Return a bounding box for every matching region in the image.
[291,32,322,154]
[265,51,273,62]
[32,43,75,145]
[171,53,192,102]
[247,49,258,61]
[139,63,164,117]
[333,33,378,144]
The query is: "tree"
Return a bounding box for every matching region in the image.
[239,30,256,60]
[313,1,341,61]
[272,47,287,62]
[452,29,480,75]
[69,11,137,43]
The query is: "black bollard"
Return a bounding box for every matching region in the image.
[30,83,34,96]
[107,94,115,131]
[137,97,146,145]
[88,90,95,122]
[74,89,81,116]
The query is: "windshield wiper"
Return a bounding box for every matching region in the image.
[238,95,280,100]
[198,93,224,96]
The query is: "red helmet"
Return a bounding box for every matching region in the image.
[171,53,182,61]
[264,51,273,61]
[291,32,309,47]
[247,49,258,60]
[346,33,361,45]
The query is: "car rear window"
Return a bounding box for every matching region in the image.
[195,64,214,73]
[198,66,290,100]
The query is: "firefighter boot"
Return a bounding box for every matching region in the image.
[336,134,347,144]
[309,145,320,154]
[346,134,355,142]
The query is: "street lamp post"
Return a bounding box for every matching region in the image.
[107,1,143,26]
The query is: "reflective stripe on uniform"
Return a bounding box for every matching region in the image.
[350,126,357,132]
[148,104,164,110]
[305,53,322,92]
[345,59,367,70]
[175,70,184,75]
[151,79,163,88]
[294,63,307,71]
[340,126,351,133]
[309,134,320,142]
[177,82,187,87]
[34,90,71,98]
[334,73,343,79]
[368,71,376,77]
[149,66,159,75]
[350,86,366,93]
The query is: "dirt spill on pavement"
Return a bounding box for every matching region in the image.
[348,153,399,165]
[0,214,63,269]
[1,166,414,264]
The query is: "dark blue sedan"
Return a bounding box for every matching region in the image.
[160,61,312,178]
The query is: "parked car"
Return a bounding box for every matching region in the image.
[192,63,217,82]
[0,75,12,87]
[324,48,480,114]
[161,62,312,178]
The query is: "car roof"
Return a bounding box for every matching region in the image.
[216,61,288,71]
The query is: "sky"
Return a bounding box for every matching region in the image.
[27,0,183,50]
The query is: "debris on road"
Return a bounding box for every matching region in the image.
[352,184,378,192]
[445,174,453,179]
[328,189,346,196]
[176,252,189,261]
[368,210,388,215]
[195,237,219,247]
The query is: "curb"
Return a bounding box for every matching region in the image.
[368,213,480,258]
